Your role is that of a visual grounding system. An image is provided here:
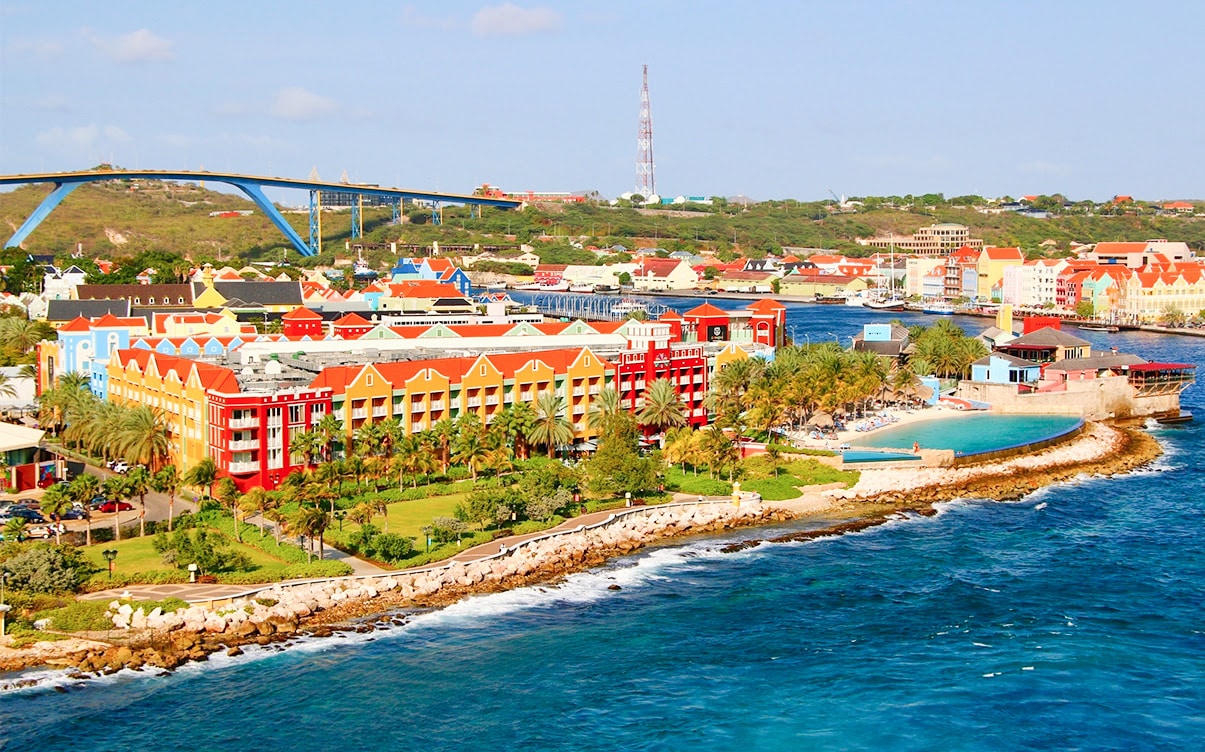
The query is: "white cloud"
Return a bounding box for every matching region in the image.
[269,86,338,121]
[90,28,175,63]
[471,4,562,37]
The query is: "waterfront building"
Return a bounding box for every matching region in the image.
[859,223,984,256]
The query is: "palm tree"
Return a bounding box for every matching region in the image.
[183,457,218,502]
[529,391,574,459]
[586,385,623,434]
[376,417,402,457]
[115,405,172,472]
[103,476,129,541]
[452,428,489,482]
[40,484,73,544]
[291,506,330,563]
[151,465,181,531]
[315,413,344,461]
[289,429,322,468]
[431,418,457,473]
[239,488,270,536]
[637,378,687,439]
[69,474,100,545]
[214,477,241,541]
[0,373,18,400]
[124,465,152,537]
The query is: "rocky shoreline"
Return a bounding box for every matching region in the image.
[0,422,1162,687]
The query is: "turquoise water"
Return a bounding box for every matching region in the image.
[841,449,922,463]
[855,413,1083,455]
[2,306,1202,751]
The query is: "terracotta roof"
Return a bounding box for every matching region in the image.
[1007,327,1090,348]
[332,312,373,327]
[282,307,323,320]
[58,316,94,333]
[746,298,786,313]
[684,302,730,317]
[984,246,1024,261]
[114,348,239,393]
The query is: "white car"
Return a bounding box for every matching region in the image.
[111,461,130,474]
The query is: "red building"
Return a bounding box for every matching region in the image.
[280,307,324,337]
[207,386,332,492]
[612,321,708,433]
[331,312,375,339]
[533,264,567,286]
[680,301,784,347]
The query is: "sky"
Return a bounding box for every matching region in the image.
[1,0,1203,204]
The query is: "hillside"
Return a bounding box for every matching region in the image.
[2,180,1203,272]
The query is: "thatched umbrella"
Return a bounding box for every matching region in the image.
[807,411,835,428]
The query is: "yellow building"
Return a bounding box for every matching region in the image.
[977,246,1026,300]
[106,349,239,470]
[309,347,614,445]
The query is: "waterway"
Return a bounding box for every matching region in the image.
[2,301,1202,751]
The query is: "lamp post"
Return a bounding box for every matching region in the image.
[625,491,632,507]
[0,572,10,639]
[102,549,118,580]
[188,563,198,583]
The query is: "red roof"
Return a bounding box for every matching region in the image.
[282,307,323,320]
[984,246,1024,261]
[684,302,730,318]
[746,298,786,313]
[58,316,93,333]
[332,312,372,327]
[114,348,239,393]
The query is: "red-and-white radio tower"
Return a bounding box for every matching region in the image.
[635,64,655,198]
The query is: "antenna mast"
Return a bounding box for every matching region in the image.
[635,64,655,198]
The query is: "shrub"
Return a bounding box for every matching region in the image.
[153,528,253,574]
[369,533,414,563]
[0,543,92,594]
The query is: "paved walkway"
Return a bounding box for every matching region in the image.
[78,494,739,605]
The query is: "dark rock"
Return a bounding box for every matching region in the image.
[607,584,621,591]
[227,647,244,657]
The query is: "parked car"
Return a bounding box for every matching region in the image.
[88,495,109,509]
[95,500,134,514]
[26,523,65,539]
[3,507,46,523]
[111,461,130,474]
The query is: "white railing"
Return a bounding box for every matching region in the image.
[229,439,259,451]
[372,407,388,417]
[227,461,258,474]
[430,400,445,411]
[230,417,257,429]
[485,396,499,406]
[589,385,601,395]
[411,402,425,413]
[351,408,367,419]
[467,397,481,408]
[573,387,585,396]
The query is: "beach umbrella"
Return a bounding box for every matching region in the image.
[807,412,835,428]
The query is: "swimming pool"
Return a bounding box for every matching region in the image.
[841,450,923,464]
[854,413,1083,457]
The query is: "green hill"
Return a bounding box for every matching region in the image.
[2,180,1202,272]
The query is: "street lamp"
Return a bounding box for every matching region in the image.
[625,491,632,507]
[102,549,118,580]
[0,572,10,638]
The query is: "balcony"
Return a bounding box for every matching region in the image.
[228,461,259,474]
[485,396,499,406]
[351,408,368,420]
[229,439,259,451]
[230,417,258,429]
[411,402,425,413]
[572,387,585,396]
[589,385,601,395]
[467,397,482,408]
[372,407,388,418]
[430,400,445,411]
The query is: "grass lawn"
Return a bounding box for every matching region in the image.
[80,529,295,579]
[325,492,471,550]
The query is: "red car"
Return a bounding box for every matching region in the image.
[96,500,134,513]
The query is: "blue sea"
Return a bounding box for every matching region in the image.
[3,303,1203,751]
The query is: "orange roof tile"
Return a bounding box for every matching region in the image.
[58,316,93,333]
[282,307,323,320]
[684,302,730,317]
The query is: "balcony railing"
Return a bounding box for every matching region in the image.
[572,387,585,396]
[230,417,257,429]
[430,400,445,411]
[485,396,499,406]
[372,407,388,417]
[467,398,482,408]
[351,408,367,420]
[228,461,259,474]
[229,439,259,451]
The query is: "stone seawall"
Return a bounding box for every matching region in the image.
[53,501,791,677]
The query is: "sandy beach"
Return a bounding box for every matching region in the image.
[789,404,978,450]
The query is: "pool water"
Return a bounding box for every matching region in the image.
[854,413,1083,456]
[841,450,923,463]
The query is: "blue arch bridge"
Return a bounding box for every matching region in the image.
[0,169,522,257]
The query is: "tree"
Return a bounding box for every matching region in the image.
[314,413,344,462]
[40,484,74,545]
[291,506,330,562]
[289,429,322,468]
[115,405,171,472]
[153,528,251,575]
[1075,299,1095,319]
[494,403,537,460]
[214,477,242,542]
[124,465,152,537]
[637,378,688,438]
[183,457,218,501]
[585,411,658,496]
[0,543,89,593]
[68,474,100,545]
[103,476,129,541]
[151,465,181,532]
[529,391,574,458]
[238,487,271,537]
[586,385,623,434]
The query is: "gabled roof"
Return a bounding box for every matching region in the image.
[57,316,94,333]
[1044,353,1146,372]
[204,281,303,306]
[635,258,691,278]
[684,302,730,318]
[746,299,786,313]
[984,246,1024,261]
[282,307,323,320]
[332,312,373,327]
[76,284,193,303]
[46,299,131,322]
[1006,327,1090,348]
[973,352,1039,368]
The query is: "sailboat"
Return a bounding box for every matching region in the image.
[866,241,905,311]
